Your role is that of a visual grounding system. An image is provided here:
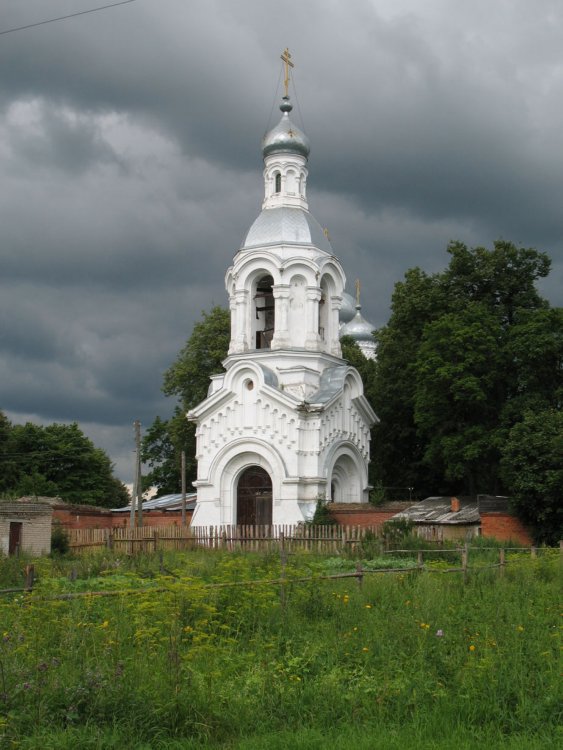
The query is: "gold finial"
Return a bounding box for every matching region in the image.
[323,227,331,240]
[281,48,294,98]
[355,279,361,306]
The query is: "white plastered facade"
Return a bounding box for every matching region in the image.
[188,96,377,526]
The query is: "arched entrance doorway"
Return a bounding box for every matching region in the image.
[236,466,273,525]
[330,453,361,503]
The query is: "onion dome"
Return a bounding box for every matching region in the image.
[262,96,310,159]
[340,300,377,359]
[341,304,376,342]
[339,291,356,325]
[242,207,332,252]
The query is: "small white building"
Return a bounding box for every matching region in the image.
[0,502,53,556]
[188,85,377,526]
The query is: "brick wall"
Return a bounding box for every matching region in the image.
[328,502,412,529]
[111,511,193,528]
[480,513,533,545]
[54,506,193,530]
[53,507,114,529]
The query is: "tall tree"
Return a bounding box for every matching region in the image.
[142,306,230,495]
[414,304,505,494]
[500,409,563,544]
[370,240,559,505]
[370,267,445,495]
[0,416,129,506]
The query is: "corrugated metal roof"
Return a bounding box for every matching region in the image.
[392,497,480,525]
[112,493,197,513]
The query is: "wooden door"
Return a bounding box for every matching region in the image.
[9,522,23,556]
[237,467,272,525]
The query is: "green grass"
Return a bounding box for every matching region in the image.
[0,548,560,748]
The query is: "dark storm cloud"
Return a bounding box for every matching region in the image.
[1,0,562,483]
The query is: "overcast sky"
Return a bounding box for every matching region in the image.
[1,0,562,485]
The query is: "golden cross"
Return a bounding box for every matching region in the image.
[323,227,331,241]
[281,48,294,98]
[355,279,361,306]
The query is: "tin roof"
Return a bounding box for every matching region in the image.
[392,497,480,525]
[112,493,197,513]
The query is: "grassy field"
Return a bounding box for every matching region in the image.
[0,547,560,749]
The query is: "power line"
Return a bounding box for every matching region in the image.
[0,0,137,37]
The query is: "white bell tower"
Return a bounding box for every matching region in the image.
[188,51,378,527]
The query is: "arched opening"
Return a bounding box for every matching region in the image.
[236,466,273,525]
[331,454,361,504]
[254,275,275,349]
[274,172,282,193]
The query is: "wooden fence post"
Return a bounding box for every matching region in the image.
[499,547,505,578]
[280,543,288,610]
[153,530,159,554]
[356,562,364,589]
[417,550,424,570]
[461,544,468,583]
[106,530,114,551]
[531,546,537,559]
[24,565,34,591]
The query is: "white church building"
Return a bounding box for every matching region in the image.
[188,61,377,526]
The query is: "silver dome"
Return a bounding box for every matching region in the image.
[242,207,332,252]
[339,292,356,324]
[340,306,375,342]
[262,97,310,159]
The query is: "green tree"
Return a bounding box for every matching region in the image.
[0,417,129,507]
[370,267,445,496]
[370,240,560,505]
[142,306,231,495]
[503,307,563,421]
[414,304,505,494]
[501,410,563,544]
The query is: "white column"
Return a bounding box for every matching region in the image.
[271,284,291,349]
[331,295,343,357]
[233,289,248,352]
[305,287,322,349]
[228,294,238,355]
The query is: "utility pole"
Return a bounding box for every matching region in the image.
[181,450,187,526]
[135,419,143,527]
[129,420,137,528]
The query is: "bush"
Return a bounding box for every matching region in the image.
[309,497,336,526]
[51,523,70,555]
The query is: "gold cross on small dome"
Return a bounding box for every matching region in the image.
[281,48,294,97]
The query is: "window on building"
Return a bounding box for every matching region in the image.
[254,275,275,349]
[274,172,281,193]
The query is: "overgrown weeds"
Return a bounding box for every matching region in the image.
[0,548,560,748]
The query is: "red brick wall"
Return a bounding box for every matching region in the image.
[54,507,193,530]
[53,508,113,530]
[328,503,411,529]
[480,513,533,545]
[111,511,193,528]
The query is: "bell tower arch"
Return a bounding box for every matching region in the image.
[189,51,378,527]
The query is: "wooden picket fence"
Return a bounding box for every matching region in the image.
[66,524,375,555]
